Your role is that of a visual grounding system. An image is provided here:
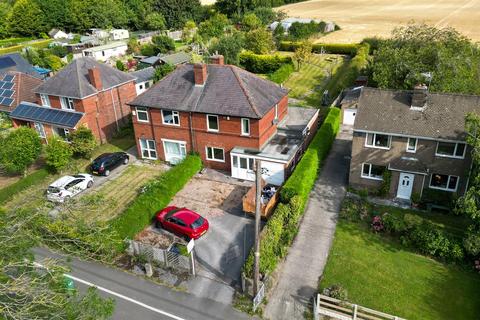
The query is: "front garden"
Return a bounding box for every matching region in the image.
[319,198,480,320]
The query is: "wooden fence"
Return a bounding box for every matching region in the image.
[313,294,406,320]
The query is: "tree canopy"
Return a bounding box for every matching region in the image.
[0,127,42,175]
[371,24,480,94]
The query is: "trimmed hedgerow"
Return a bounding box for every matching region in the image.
[267,62,294,84]
[239,51,293,74]
[243,107,341,277]
[109,155,202,241]
[279,41,360,55]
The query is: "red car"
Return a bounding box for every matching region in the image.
[155,206,209,240]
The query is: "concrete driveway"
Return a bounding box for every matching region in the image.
[168,169,256,304]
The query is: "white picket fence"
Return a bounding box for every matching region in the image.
[313,294,406,320]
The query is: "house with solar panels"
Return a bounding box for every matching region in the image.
[10,57,137,143]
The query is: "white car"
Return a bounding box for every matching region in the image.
[46,174,94,203]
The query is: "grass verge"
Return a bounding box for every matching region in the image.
[0,168,49,204]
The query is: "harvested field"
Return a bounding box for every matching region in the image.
[276,0,480,43]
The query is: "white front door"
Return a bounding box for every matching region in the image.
[397,173,414,200]
[231,155,255,181]
[343,108,356,125]
[162,139,186,164]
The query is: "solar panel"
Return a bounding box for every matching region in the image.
[0,81,5,88]
[0,97,3,105]
[2,90,13,98]
[0,90,4,96]
[2,75,14,82]
[2,82,13,90]
[10,103,84,128]
[2,98,13,106]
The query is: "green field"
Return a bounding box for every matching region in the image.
[320,221,480,320]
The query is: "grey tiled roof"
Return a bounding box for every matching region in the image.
[0,53,42,79]
[131,67,154,83]
[129,64,288,119]
[389,157,428,174]
[158,52,190,66]
[354,87,480,141]
[35,57,135,99]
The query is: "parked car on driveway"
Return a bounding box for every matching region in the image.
[90,152,129,176]
[46,174,94,203]
[155,206,209,240]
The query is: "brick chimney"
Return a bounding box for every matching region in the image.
[210,54,224,65]
[193,63,207,86]
[411,84,428,109]
[88,67,103,90]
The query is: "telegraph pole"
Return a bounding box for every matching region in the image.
[253,159,262,296]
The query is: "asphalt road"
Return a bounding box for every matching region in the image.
[33,247,252,320]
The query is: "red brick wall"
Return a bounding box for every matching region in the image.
[37,81,136,143]
[131,94,289,171]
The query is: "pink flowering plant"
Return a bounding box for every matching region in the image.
[371,215,384,232]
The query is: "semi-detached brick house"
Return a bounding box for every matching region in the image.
[10,57,137,143]
[350,85,480,201]
[129,55,319,186]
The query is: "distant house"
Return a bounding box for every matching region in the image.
[0,72,43,114]
[82,41,128,62]
[0,53,43,80]
[166,30,182,41]
[10,57,137,143]
[128,55,319,185]
[139,52,190,68]
[110,29,130,41]
[48,28,69,39]
[131,67,154,95]
[349,85,480,201]
[135,31,161,45]
[80,35,102,46]
[89,28,109,39]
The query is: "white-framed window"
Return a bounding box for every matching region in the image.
[361,163,385,180]
[241,118,250,136]
[139,139,157,159]
[33,122,46,138]
[274,104,278,120]
[429,173,459,192]
[206,146,225,162]
[136,107,149,122]
[40,94,50,107]
[162,139,187,164]
[365,133,391,149]
[407,137,417,153]
[207,114,219,132]
[435,142,466,159]
[53,127,69,138]
[162,110,180,126]
[60,97,74,110]
[145,81,150,89]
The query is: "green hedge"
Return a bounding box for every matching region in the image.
[323,43,370,101]
[0,168,49,204]
[239,51,293,74]
[279,41,360,55]
[109,155,202,240]
[267,63,294,84]
[0,37,32,47]
[0,39,53,54]
[243,107,341,277]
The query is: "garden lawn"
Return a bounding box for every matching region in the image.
[321,221,480,320]
[283,53,344,106]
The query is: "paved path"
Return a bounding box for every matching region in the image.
[264,127,352,320]
[34,247,252,320]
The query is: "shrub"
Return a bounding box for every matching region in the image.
[0,127,42,175]
[378,170,391,197]
[339,198,370,222]
[45,137,73,172]
[322,284,348,301]
[109,155,202,241]
[288,21,324,40]
[239,51,293,74]
[267,62,294,84]
[115,60,125,71]
[153,63,175,82]
[151,35,175,54]
[382,212,407,233]
[422,188,457,209]
[69,126,97,159]
[463,227,480,256]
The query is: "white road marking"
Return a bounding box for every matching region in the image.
[33,262,186,320]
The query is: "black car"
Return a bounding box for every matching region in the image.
[90,152,129,176]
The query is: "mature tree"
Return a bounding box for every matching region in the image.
[252,7,277,25]
[45,137,73,172]
[49,45,69,58]
[69,126,98,158]
[215,0,255,16]
[372,24,480,94]
[0,2,12,38]
[7,0,47,36]
[0,127,42,175]
[145,12,166,31]
[34,0,71,31]
[244,28,274,54]
[241,13,262,31]
[68,0,129,31]
[123,0,154,30]
[198,13,229,40]
[154,63,175,82]
[182,20,197,43]
[209,32,245,65]
[293,40,312,70]
[140,43,156,56]
[152,35,175,54]
[152,0,203,30]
